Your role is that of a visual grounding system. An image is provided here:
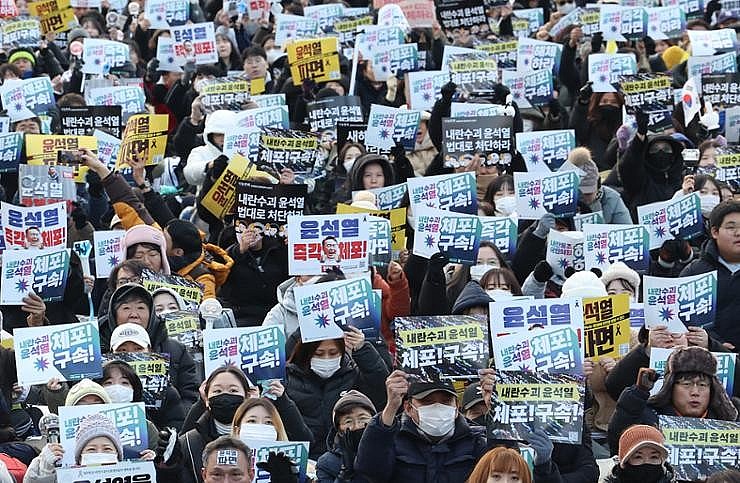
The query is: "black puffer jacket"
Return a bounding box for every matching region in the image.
[285,343,389,459]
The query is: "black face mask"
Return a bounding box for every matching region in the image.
[208,393,244,424]
[340,428,365,453]
[599,105,621,123]
[620,463,664,483]
[649,151,674,172]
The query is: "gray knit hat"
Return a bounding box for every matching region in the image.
[74,412,124,465]
[332,390,376,429]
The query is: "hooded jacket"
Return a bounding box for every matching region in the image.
[451,281,493,315]
[338,154,397,204]
[98,285,200,411]
[176,243,234,300]
[183,110,236,190]
[262,277,300,335]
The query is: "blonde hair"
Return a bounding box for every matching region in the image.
[466,447,532,483]
[232,398,289,441]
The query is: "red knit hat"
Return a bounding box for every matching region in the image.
[618,425,669,468]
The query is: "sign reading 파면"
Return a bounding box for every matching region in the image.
[117,114,168,168]
[406,172,478,214]
[582,294,631,360]
[489,297,584,335]
[287,37,341,85]
[493,325,583,374]
[643,271,717,333]
[368,215,392,266]
[583,224,650,272]
[480,216,518,260]
[588,54,638,93]
[1,248,71,305]
[104,352,170,408]
[13,321,102,386]
[513,171,580,220]
[203,326,286,382]
[295,277,380,342]
[235,181,307,237]
[516,129,576,172]
[93,230,126,279]
[287,213,369,275]
[636,193,703,250]
[412,206,481,264]
[140,268,203,310]
[488,370,585,444]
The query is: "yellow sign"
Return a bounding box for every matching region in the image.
[29,0,70,17]
[398,323,482,348]
[583,293,630,360]
[287,37,342,86]
[201,78,265,96]
[476,41,518,54]
[201,155,260,219]
[164,313,200,335]
[25,134,98,183]
[336,203,407,251]
[117,114,169,168]
[38,8,77,34]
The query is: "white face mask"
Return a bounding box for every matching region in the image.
[558,2,575,14]
[104,384,134,403]
[343,158,356,173]
[240,423,278,441]
[487,289,513,300]
[80,452,118,466]
[496,196,517,216]
[699,193,720,216]
[470,264,493,282]
[310,356,341,379]
[415,403,457,437]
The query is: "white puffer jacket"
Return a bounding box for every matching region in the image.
[183,110,236,191]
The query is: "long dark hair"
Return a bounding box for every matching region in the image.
[288,338,346,370]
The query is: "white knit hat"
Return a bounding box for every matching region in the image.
[561,271,607,299]
[601,262,641,294]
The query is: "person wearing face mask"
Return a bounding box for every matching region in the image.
[285,330,389,460]
[484,175,517,217]
[311,143,367,214]
[355,375,488,483]
[603,425,675,483]
[316,390,377,483]
[570,86,624,170]
[231,392,313,444]
[447,242,509,309]
[479,267,523,300]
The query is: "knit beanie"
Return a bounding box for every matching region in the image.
[332,390,376,429]
[8,48,35,66]
[561,271,607,299]
[65,378,112,406]
[123,225,171,274]
[618,424,668,467]
[74,413,124,465]
[661,46,688,70]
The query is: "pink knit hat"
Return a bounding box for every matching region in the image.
[123,225,171,274]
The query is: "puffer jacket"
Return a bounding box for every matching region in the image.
[285,344,389,459]
[587,185,633,224]
[407,133,439,177]
[602,463,676,483]
[262,277,300,335]
[183,110,237,191]
[176,243,234,300]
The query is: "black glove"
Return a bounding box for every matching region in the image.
[706,0,721,16]
[256,452,299,483]
[577,81,593,105]
[182,61,196,86]
[145,58,160,83]
[659,239,691,264]
[591,32,603,55]
[635,108,649,136]
[492,83,511,105]
[86,170,104,198]
[533,260,554,283]
[337,431,358,480]
[302,78,317,101]
[440,81,457,102]
[211,155,229,180]
[154,428,179,464]
[547,98,562,118]
[636,367,659,392]
[71,206,88,230]
[390,142,406,160]
[429,252,449,272]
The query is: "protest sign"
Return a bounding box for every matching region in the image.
[235,105,290,131]
[33,1,77,34]
[546,231,585,281]
[701,73,740,108]
[256,128,321,177]
[489,297,584,335]
[513,171,579,220]
[18,164,75,208]
[377,2,409,30]
[1,247,69,305]
[365,104,420,150]
[171,22,218,65]
[447,51,498,95]
[599,5,648,41]
[295,277,380,342]
[725,107,740,144]
[715,146,740,189]
[371,43,418,82]
[395,315,489,380]
[517,38,562,75]
[516,129,575,172]
[274,14,319,46]
[200,154,253,219]
[442,116,514,168]
[494,325,582,373]
[687,53,737,81]
[583,224,650,272]
[646,7,686,40]
[501,69,553,108]
[117,114,168,168]
[660,416,740,481]
[480,216,518,259]
[588,54,638,93]
[223,129,261,162]
[162,310,202,352]
[617,74,673,115]
[1,201,66,250]
[637,193,703,249]
[59,403,148,466]
[1,18,40,48]
[287,37,341,85]
[87,86,147,122]
[82,39,129,74]
[200,78,262,113]
[367,215,392,266]
[643,271,717,333]
[60,105,122,138]
[335,204,407,252]
[399,0,435,28]
[235,182,306,237]
[141,268,203,310]
[94,129,122,170]
[0,132,24,173]
[412,206,481,264]
[336,121,389,156]
[13,320,101,385]
[405,70,450,111]
[287,213,369,275]
[104,352,170,408]
[244,440,310,483]
[303,3,343,28]
[573,211,604,231]
[357,183,407,210]
[306,96,363,133]
[489,370,584,444]
[203,326,286,382]
[145,0,189,28]
[407,171,477,214]
[476,40,518,69]
[252,94,287,108]
[25,134,98,183]
[687,28,737,56]
[630,302,645,328]
[57,461,156,482]
[93,230,126,279]
[583,294,631,360]
[0,77,55,120]
[450,102,507,118]
[435,0,488,36]
[331,14,373,48]
[662,0,704,18]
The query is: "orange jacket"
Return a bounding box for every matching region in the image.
[373,271,410,359]
[177,243,234,300]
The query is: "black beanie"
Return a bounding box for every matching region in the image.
[166,219,202,255]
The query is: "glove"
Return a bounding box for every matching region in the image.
[302,78,317,101]
[256,452,299,483]
[429,252,449,272]
[40,444,61,471]
[211,155,229,180]
[182,61,196,86]
[71,206,87,230]
[635,109,649,136]
[533,213,556,239]
[527,428,554,466]
[547,98,562,118]
[337,431,358,480]
[154,428,179,464]
[532,260,554,283]
[441,81,457,102]
[492,83,511,105]
[591,32,603,55]
[706,0,721,16]
[578,81,593,105]
[390,142,406,160]
[145,58,160,83]
[636,367,659,392]
[658,239,691,264]
[86,170,104,198]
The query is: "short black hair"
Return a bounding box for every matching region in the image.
[166,219,202,255]
[242,46,267,63]
[710,200,740,230]
[201,435,252,467]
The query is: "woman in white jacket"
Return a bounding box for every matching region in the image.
[183,109,237,193]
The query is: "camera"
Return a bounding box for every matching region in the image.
[57,150,81,165]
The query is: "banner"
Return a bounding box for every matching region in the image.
[645,7,686,40]
[371,43,418,82]
[117,114,168,168]
[87,86,146,122]
[407,172,477,214]
[140,268,203,310]
[501,69,553,108]
[82,39,129,75]
[513,171,579,220]
[0,132,24,173]
[57,461,156,482]
[295,277,380,342]
[256,128,321,177]
[715,146,740,189]
[104,352,170,408]
[0,77,55,119]
[516,38,562,75]
[365,104,420,150]
[1,201,66,250]
[546,230,585,280]
[488,371,584,444]
[1,18,41,48]
[643,271,717,333]
[235,181,306,237]
[60,105,122,138]
[395,315,489,380]
[662,0,704,18]
[442,116,513,168]
[145,0,189,28]
[493,325,582,373]
[36,5,77,34]
[599,5,648,41]
[636,193,703,250]
[588,54,638,93]
[617,74,673,115]
[306,96,363,133]
[162,310,202,352]
[59,403,148,466]
[335,204,406,252]
[583,224,650,272]
[583,294,631,360]
[13,320,101,385]
[480,216,517,259]
[203,326,286,382]
[701,73,740,108]
[287,213,369,275]
[405,70,450,111]
[93,230,125,279]
[200,154,252,219]
[358,183,407,210]
[489,297,584,335]
[287,37,341,85]
[660,416,740,481]
[412,206,481,264]
[171,22,218,65]
[516,129,575,172]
